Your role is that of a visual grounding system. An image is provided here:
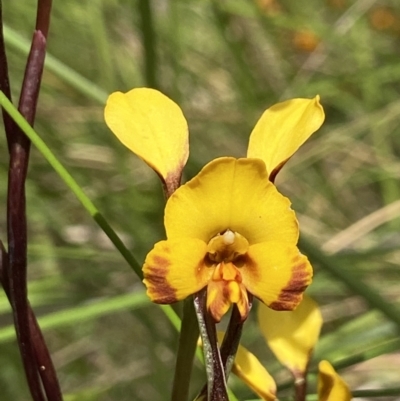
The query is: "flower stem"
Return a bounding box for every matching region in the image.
[194,290,228,401]
[171,299,200,401]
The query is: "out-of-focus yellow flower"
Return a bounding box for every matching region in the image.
[258,295,323,375]
[256,0,282,16]
[232,345,277,401]
[318,360,352,401]
[369,7,398,31]
[292,30,320,52]
[105,88,324,322]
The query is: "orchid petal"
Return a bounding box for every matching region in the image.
[257,295,322,374]
[247,96,324,180]
[318,360,352,401]
[143,238,211,303]
[105,88,189,192]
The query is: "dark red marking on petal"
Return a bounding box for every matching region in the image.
[269,158,289,183]
[143,254,177,304]
[269,254,312,311]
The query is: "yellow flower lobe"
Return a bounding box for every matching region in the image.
[143,158,312,321]
[318,361,352,401]
[247,96,324,181]
[104,88,189,193]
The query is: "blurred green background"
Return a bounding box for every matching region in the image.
[1,0,400,400]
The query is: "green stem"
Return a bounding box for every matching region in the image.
[3,25,108,104]
[171,299,200,401]
[0,292,149,343]
[138,0,158,89]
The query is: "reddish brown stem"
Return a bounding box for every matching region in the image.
[36,0,52,38]
[1,0,61,399]
[0,242,63,400]
[294,371,308,401]
[6,30,47,401]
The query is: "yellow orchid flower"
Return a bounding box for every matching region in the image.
[143,157,313,322]
[105,88,324,322]
[318,361,352,401]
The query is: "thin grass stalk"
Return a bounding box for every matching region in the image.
[0,1,13,151]
[171,299,199,401]
[139,0,158,89]
[210,1,258,107]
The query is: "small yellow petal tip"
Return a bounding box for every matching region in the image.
[318,360,352,401]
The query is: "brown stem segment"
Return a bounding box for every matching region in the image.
[0,242,63,401]
[293,371,307,401]
[6,30,48,401]
[1,0,60,399]
[293,360,310,401]
[36,0,52,38]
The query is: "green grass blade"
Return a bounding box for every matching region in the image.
[300,237,400,328]
[0,292,149,343]
[3,25,108,104]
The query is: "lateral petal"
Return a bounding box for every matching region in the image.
[143,238,211,303]
[242,242,312,310]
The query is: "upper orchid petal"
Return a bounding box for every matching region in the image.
[104,88,189,192]
[247,96,324,180]
[164,157,298,245]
